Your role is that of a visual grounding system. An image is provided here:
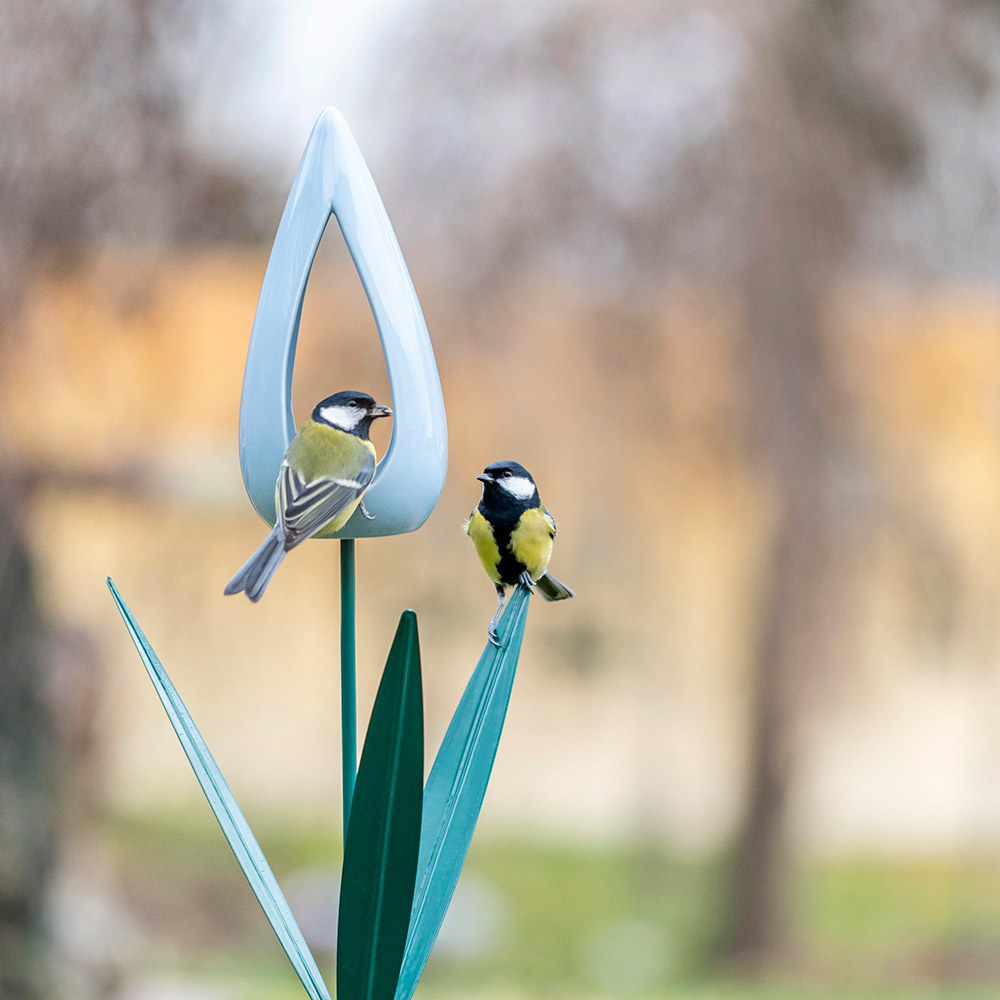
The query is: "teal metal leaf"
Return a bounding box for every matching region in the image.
[338,610,424,1000]
[106,578,331,1000]
[395,585,530,1000]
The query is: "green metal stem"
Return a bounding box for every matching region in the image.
[340,539,357,841]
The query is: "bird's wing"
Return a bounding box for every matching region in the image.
[543,507,557,537]
[277,450,375,548]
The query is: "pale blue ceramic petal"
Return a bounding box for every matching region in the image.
[107,578,332,1000]
[238,107,447,538]
[394,586,530,1000]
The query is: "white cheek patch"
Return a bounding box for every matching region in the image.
[319,405,364,431]
[499,475,535,500]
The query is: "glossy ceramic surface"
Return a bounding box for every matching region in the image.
[237,108,447,537]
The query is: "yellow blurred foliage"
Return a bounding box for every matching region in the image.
[4,252,1000,853]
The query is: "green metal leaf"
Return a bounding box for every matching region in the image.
[338,610,424,1000]
[106,578,331,1000]
[395,585,530,1000]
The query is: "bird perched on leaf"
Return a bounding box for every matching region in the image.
[465,460,574,645]
[225,390,391,602]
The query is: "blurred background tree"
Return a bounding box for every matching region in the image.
[0,1,261,995]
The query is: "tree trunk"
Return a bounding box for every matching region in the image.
[0,474,57,1000]
[719,2,855,966]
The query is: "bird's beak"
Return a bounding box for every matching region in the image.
[370,404,392,418]
[477,473,493,483]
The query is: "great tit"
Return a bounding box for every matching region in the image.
[465,460,575,645]
[224,390,391,602]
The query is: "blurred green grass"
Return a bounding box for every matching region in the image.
[105,812,1000,999]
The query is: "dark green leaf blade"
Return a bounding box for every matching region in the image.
[395,585,529,1000]
[338,610,424,1000]
[106,578,331,1000]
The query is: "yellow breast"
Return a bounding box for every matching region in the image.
[509,506,554,579]
[466,508,503,584]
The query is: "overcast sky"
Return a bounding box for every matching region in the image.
[185,0,413,175]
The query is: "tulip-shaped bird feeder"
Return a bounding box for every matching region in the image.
[109,108,534,1000]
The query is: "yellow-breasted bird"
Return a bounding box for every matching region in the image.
[465,460,575,645]
[224,390,391,602]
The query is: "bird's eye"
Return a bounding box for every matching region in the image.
[503,470,512,478]
[348,400,358,408]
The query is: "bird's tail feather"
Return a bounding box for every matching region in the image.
[224,526,287,602]
[536,571,574,601]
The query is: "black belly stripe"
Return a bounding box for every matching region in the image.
[482,511,526,586]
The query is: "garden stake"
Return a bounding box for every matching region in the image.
[341,537,357,834]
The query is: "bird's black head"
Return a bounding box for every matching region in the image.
[476,460,539,507]
[312,391,392,438]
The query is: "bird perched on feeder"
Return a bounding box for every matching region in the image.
[465,460,575,645]
[225,390,391,602]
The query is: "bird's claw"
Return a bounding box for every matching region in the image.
[518,570,535,592]
[487,627,502,648]
[359,500,375,520]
